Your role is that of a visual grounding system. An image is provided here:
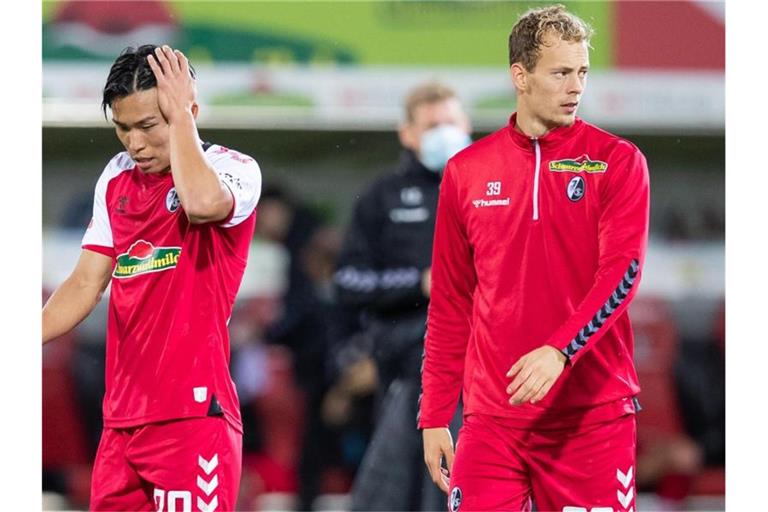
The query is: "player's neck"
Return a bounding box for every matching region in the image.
[139,166,172,176]
[514,108,553,139]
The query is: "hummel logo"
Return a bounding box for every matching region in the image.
[617,487,634,508]
[197,495,219,512]
[197,474,219,496]
[473,197,510,208]
[198,454,219,475]
[617,467,633,489]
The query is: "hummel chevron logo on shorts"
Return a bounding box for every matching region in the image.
[197,474,218,495]
[198,454,219,474]
[197,453,220,512]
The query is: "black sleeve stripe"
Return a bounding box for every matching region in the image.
[334,266,421,293]
[564,259,640,359]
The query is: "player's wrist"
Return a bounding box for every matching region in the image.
[547,345,568,366]
[167,108,196,127]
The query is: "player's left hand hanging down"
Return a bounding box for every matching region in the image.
[146,45,197,124]
[506,346,567,405]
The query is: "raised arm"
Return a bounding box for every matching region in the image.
[42,249,113,344]
[147,45,233,224]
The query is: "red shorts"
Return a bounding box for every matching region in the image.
[448,413,636,512]
[90,417,242,512]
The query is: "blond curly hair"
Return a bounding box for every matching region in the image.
[508,4,594,71]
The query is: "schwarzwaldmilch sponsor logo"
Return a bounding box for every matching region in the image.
[549,154,608,173]
[113,240,181,279]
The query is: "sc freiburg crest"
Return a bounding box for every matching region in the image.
[567,176,586,202]
[166,187,181,213]
[449,487,462,512]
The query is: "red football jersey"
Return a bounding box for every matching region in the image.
[418,115,650,429]
[82,143,261,432]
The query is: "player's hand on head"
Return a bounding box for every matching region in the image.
[146,45,197,124]
[422,427,454,494]
[506,345,567,406]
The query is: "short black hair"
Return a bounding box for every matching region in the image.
[101,44,196,117]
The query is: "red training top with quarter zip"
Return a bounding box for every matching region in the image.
[418,114,650,429]
[81,143,262,433]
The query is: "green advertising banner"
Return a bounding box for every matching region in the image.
[42,1,723,132]
[43,0,612,68]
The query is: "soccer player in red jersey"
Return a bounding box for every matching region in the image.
[42,45,261,511]
[419,5,649,511]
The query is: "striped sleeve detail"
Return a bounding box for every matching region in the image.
[563,259,640,359]
[334,266,421,293]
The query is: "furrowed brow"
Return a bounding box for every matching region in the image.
[112,116,157,129]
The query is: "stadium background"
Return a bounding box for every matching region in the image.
[41,1,724,510]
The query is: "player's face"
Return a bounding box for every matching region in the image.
[399,98,471,154]
[514,33,589,132]
[111,88,171,174]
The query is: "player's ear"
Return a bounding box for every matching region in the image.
[399,122,417,151]
[191,102,199,120]
[510,63,528,93]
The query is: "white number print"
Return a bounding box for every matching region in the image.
[154,488,192,512]
[562,507,615,512]
[486,181,502,196]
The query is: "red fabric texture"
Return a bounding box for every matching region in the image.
[419,115,650,429]
[89,417,242,511]
[448,413,637,511]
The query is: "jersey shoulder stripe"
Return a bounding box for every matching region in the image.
[81,152,136,251]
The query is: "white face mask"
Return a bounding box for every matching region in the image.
[418,124,472,173]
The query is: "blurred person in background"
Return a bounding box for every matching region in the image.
[255,184,361,509]
[42,44,262,511]
[332,81,472,511]
[258,184,325,392]
[287,226,359,510]
[419,5,650,511]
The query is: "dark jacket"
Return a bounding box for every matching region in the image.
[334,150,441,383]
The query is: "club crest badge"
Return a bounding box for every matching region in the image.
[567,176,586,202]
[166,187,180,213]
[449,487,462,512]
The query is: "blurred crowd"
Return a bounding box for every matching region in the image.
[43,181,724,511]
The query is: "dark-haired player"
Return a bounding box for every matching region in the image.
[43,44,261,511]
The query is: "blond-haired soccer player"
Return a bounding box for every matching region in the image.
[419,5,649,511]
